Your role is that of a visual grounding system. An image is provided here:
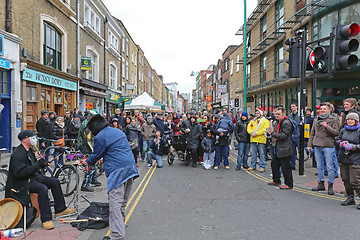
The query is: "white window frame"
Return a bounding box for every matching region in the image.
[109,62,117,89]
[122,58,125,78]
[121,37,125,53]
[108,30,119,51]
[126,38,129,56]
[126,61,129,80]
[131,51,134,63]
[84,2,101,35]
[236,55,240,72]
[86,45,100,82]
[230,59,234,75]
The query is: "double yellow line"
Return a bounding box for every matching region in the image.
[228,154,354,203]
[104,163,157,238]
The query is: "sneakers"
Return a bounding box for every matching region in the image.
[268,181,280,186]
[214,166,219,170]
[259,168,265,173]
[225,166,230,170]
[247,167,254,171]
[147,163,152,168]
[280,185,293,190]
[42,220,54,230]
[81,186,94,192]
[91,182,102,187]
[55,208,76,218]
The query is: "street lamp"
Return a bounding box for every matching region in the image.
[190,71,200,111]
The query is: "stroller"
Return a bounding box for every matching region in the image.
[167,131,187,165]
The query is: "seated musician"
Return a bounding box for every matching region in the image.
[5,130,74,230]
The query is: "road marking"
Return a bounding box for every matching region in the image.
[104,164,157,238]
[228,154,352,203]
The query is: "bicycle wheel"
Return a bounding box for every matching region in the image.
[96,162,104,177]
[0,169,8,200]
[167,153,175,165]
[54,165,79,197]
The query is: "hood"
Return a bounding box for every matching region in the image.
[87,114,108,136]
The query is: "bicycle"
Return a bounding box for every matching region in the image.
[0,146,8,200]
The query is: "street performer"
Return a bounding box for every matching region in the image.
[83,114,139,240]
[5,130,74,230]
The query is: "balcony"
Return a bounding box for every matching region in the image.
[47,0,76,18]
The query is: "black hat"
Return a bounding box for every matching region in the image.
[41,110,49,116]
[18,130,38,141]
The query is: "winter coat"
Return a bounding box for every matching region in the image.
[247,117,270,144]
[5,144,42,206]
[213,122,230,146]
[164,122,174,136]
[271,118,295,158]
[172,117,180,132]
[86,127,139,192]
[64,117,71,130]
[235,119,250,143]
[109,114,125,128]
[201,137,215,153]
[341,108,360,128]
[36,117,52,145]
[125,125,141,142]
[52,122,67,140]
[308,115,340,148]
[288,112,300,126]
[183,120,202,149]
[149,137,167,156]
[180,119,190,133]
[141,122,156,140]
[336,125,360,165]
[67,120,81,139]
[152,117,165,136]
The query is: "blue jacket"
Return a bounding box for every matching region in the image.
[152,117,165,136]
[149,137,167,156]
[201,137,215,153]
[216,116,234,132]
[86,127,139,192]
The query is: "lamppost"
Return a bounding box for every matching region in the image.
[243,0,247,111]
[190,71,200,111]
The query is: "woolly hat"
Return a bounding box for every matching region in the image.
[73,114,80,119]
[215,110,220,115]
[41,110,49,116]
[241,111,248,118]
[346,112,359,122]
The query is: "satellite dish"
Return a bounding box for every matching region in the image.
[0,104,4,113]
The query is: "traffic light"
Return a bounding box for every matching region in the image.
[285,38,300,78]
[313,46,329,73]
[335,23,359,70]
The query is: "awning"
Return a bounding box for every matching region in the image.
[80,86,107,98]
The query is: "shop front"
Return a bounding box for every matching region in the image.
[22,63,78,130]
[106,91,122,116]
[79,78,107,116]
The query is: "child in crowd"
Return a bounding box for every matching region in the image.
[201,130,216,168]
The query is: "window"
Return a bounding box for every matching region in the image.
[126,61,129,80]
[224,60,229,71]
[43,22,62,70]
[121,37,125,53]
[236,55,240,72]
[246,31,251,56]
[275,0,284,30]
[260,14,267,41]
[135,55,137,66]
[0,71,10,95]
[260,53,266,83]
[26,86,37,101]
[126,38,129,56]
[108,30,118,51]
[109,64,117,89]
[230,59,233,75]
[131,51,134,63]
[246,63,251,87]
[84,3,100,34]
[275,41,284,78]
[87,50,97,81]
[122,60,125,78]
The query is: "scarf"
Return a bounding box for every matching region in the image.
[71,119,81,129]
[277,116,288,133]
[57,122,65,128]
[41,116,50,124]
[344,123,360,131]
[318,112,330,120]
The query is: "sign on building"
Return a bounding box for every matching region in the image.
[206,95,212,102]
[218,85,227,93]
[81,57,91,70]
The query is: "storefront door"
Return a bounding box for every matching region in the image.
[1,70,11,151]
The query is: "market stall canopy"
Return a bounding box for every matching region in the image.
[164,104,173,112]
[124,92,162,110]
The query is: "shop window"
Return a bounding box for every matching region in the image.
[43,22,62,71]
[347,87,360,97]
[55,91,62,104]
[275,41,284,78]
[260,14,267,41]
[40,88,52,112]
[1,71,10,95]
[260,53,266,83]
[64,92,72,110]
[26,86,37,101]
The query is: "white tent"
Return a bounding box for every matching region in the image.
[124,92,162,110]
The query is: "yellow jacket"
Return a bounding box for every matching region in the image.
[247,117,270,144]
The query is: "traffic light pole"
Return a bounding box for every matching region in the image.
[298,30,306,176]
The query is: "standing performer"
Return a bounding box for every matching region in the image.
[83,114,139,240]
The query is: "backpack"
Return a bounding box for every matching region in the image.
[289,119,300,142]
[71,202,109,231]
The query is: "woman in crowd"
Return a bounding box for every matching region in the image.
[111,118,121,129]
[123,116,132,129]
[336,112,360,209]
[164,115,174,141]
[125,118,141,167]
[67,114,81,140]
[52,117,66,166]
[172,112,180,132]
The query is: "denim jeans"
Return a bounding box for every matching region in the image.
[314,147,335,183]
[323,150,339,177]
[237,142,250,167]
[215,145,229,167]
[142,140,151,160]
[53,150,64,166]
[250,143,266,169]
[147,151,163,168]
[203,152,214,166]
[291,140,298,167]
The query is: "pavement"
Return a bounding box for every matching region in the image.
[0,147,353,239]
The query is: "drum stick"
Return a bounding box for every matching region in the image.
[60,219,88,223]
[24,205,26,233]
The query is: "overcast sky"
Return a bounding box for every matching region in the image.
[102,0,257,94]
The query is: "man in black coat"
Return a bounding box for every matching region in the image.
[64,110,72,130]
[36,111,52,161]
[183,115,202,168]
[5,130,74,230]
[267,106,295,190]
[234,111,250,170]
[109,108,125,129]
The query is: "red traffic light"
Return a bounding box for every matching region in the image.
[349,23,360,37]
[339,23,360,38]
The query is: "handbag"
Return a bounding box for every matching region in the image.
[129,138,139,150]
[54,129,65,147]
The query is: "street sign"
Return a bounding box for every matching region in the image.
[81,56,91,70]
[0,58,10,69]
[309,50,315,67]
[218,85,227,93]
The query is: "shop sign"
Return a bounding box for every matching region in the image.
[23,69,77,91]
[218,85,227,93]
[86,102,94,109]
[0,35,3,55]
[212,102,221,108]
[81,57,92,70]
[0,57,10,69]
[207,103,212,111]
[107,93,122,103]
[206,95,212,102]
